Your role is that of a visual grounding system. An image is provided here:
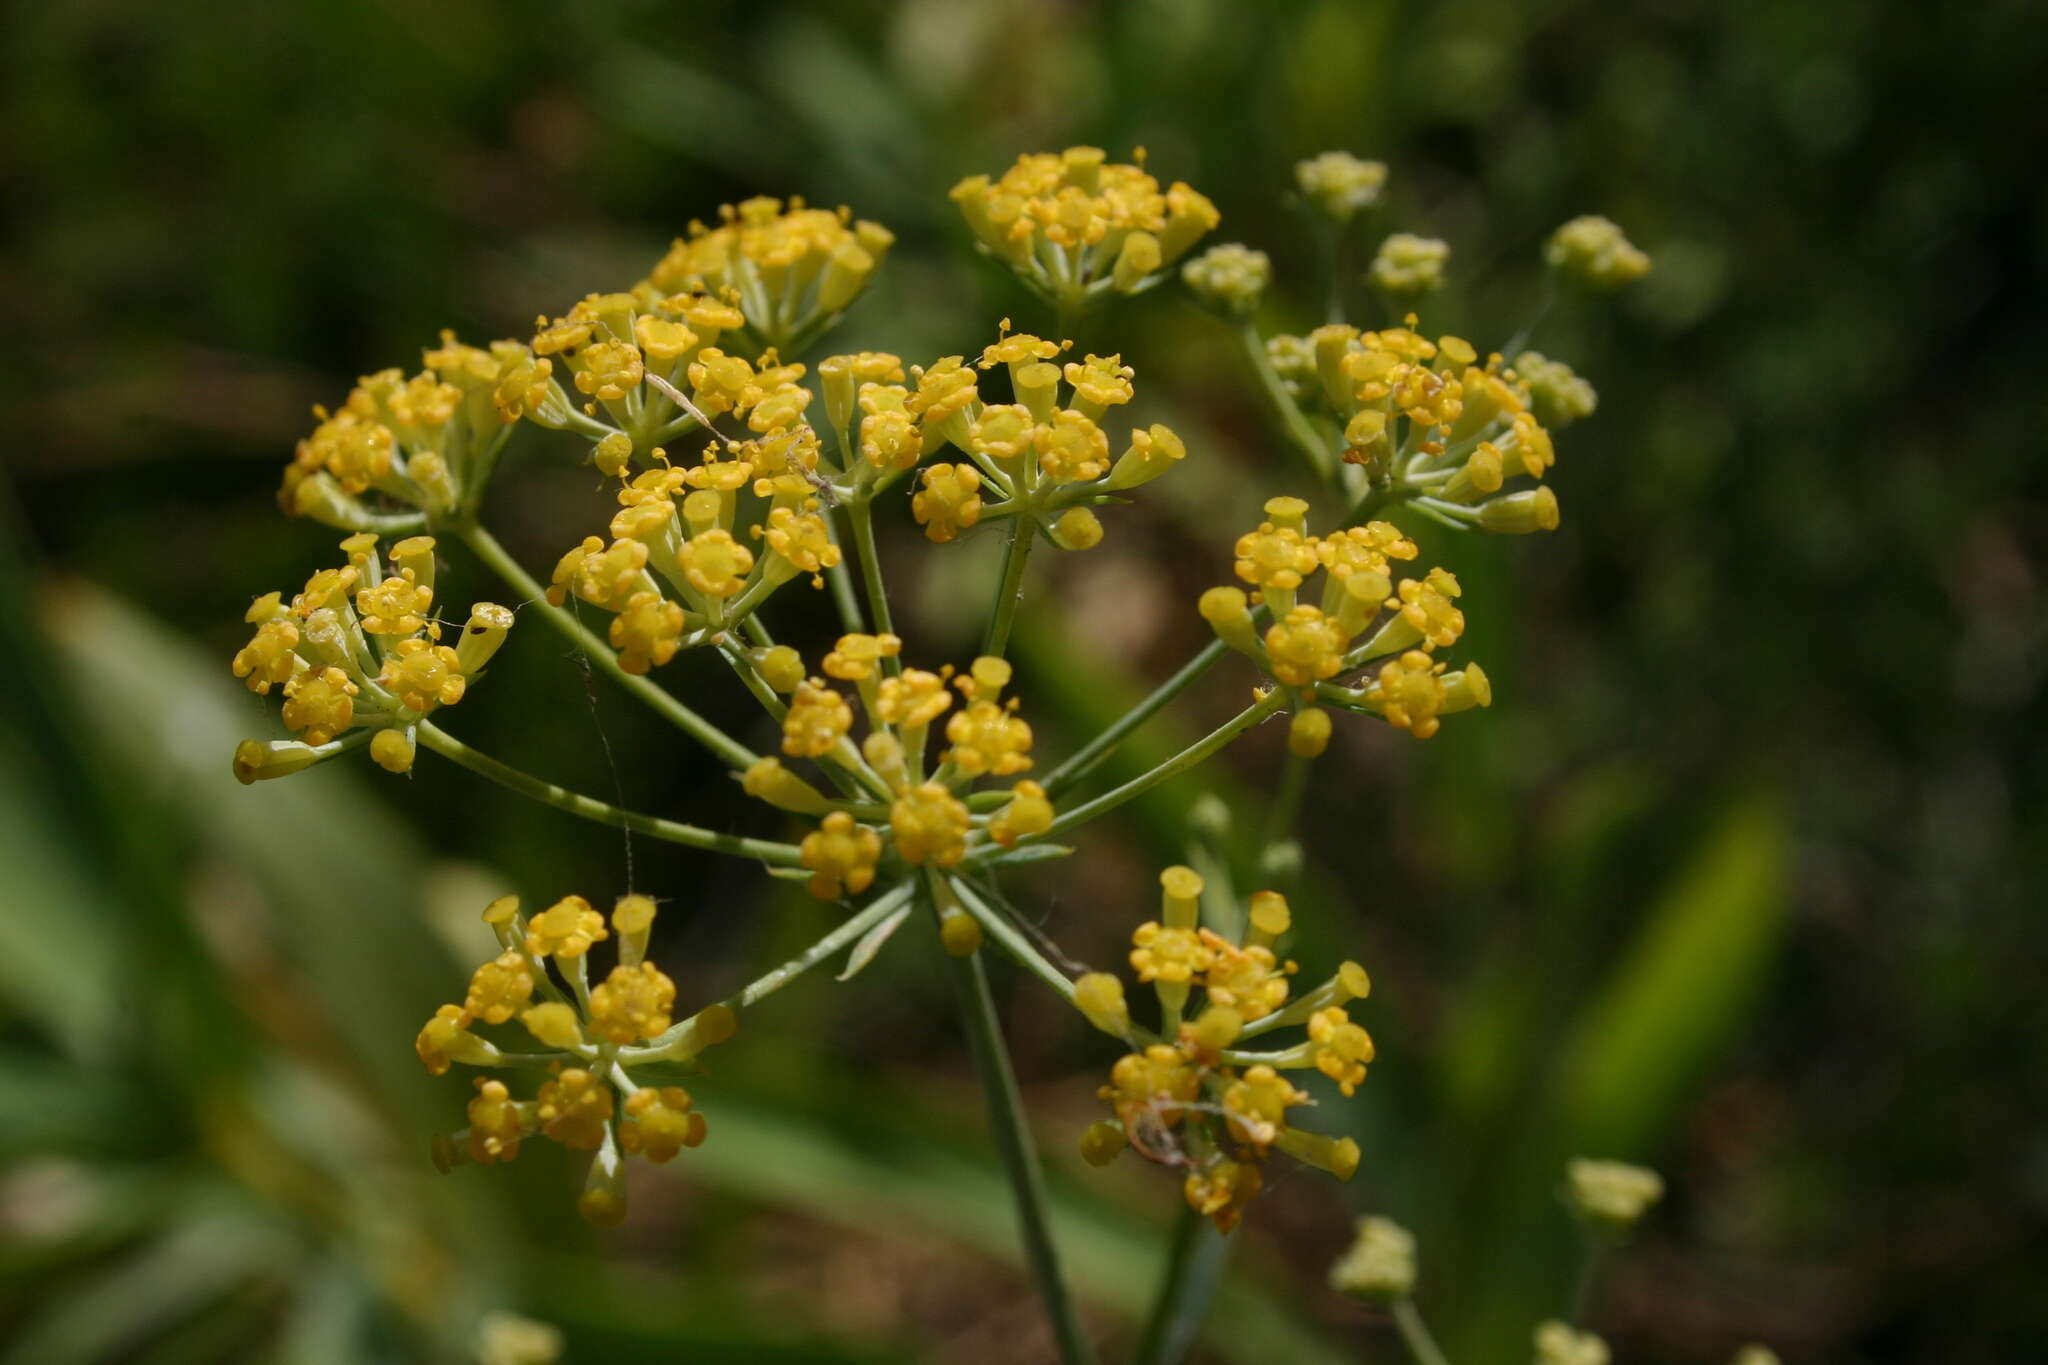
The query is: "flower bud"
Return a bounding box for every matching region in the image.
[232,738,330,784]
[1288,708,1332,758]
[1112,229,1162,293]
[1328,1215,1416,1302]
[456,603,515,675]
[1294,151,1388,222]
[1106,423,1187,491]
[1478,486,1561,534]
[1198,586,1259,653]
[1514,351,1598,429]
[1074,972,1132,1038]
[1545,215,1650,290]
[1533,1321,1610,1365]
[1052,507,1103,551]
[521,1002,585,1051]
[1369,233,1450,298]
[740,757,830,815]
[1181,243,1271,317]
[1564,1157,1664,1233]
[371,727,417,774]
[1079,1119,1128,1167]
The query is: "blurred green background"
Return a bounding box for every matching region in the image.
[3,0,2043,1361]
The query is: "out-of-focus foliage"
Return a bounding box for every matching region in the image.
[2,1,2042,1362]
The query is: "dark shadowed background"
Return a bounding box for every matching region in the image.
[2,1,2043,1361]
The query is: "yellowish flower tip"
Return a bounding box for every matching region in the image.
[1478,484,1561,534]
[1730,1348,1783,1365]
[465,1078,530,1166]
[1052,506,1104,551]
[1074,972,1132,1038]
[1159,864,1205,928]
[1533,1320,1611,1365]
[822,632,903,682]
[1369,233,1451,297]
[464,950,536,1026]
[1545,214,1650,290]
[577,1185,628,1229]
[525,895,609,959]
[1198,585,1259,653]
[1182,1004,1244,1055]
[1328,1215,1417,1301]
[1107,422,1187,491]
[415,1004,475,1076]
[938,900,983,956]
[231,739,324,784]
[483,894,521,927]
[1295,151,1388,221]
[521,1001,585,1050]
[611,893,656,940]
[369,727,417,773]
[473,1313,564,1365]
[891,781,972,867]
[912,463,983,542]
[782,678,854,758]
[1181,243,1271,316]
[744,644,802,695]
[1247,890,1292,941]
[1183,1158,1262,1233]
[537,1068,612,1150]
[1337,960,1372,1001]
[1565,1157,1665,1231]
[1308,1006,1374,1095]
[588,961,677,1045]
[1277,1128,1361,1182]
[989,779,1054,847]
[742,756,830,816]
[621,1085,708,1163]
[1130,922,1211,986]
[1079,1118,1128,1167]
[799,811,882,900]
[1367,650,1450,738]
[1265,606,1347,687]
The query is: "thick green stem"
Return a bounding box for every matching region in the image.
[1237,323,1334,479]
[1017,691,1286,847]
[845,496,896,642]
[416,722,803,866]
[1040,639,1228,800]
[947,947,1095,1365]
[1129,1202,1231,1365]
[458,525,757,770]
[1392,1297,1452,1365]
[982,519,1036,659]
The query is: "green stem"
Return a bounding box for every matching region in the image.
[845,496,896,642]
[730,883,914,1010]
[1392,1297,1452,1365]
[983,519,1036,659]
[416,722,803,865]
[945,876,1076,1003]
[1569,1235,1609,1323]
[1237,323,1334,479]
[1129,1202,1231,1365]
[458,524,757,770]
[1040,639,1228,800]
[824,517,867,634]
[1259,748,1311,882]
[1018,691,1286,847]
[947,945,1095,1365]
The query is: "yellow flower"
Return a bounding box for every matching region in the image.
[677,529,753,599]
[1062,354,1135,412]
[1307,1007,1374,1096]
[799,812,882,900]
[378,638,468,712]
[1369,233,1450,297]
[876,668,952,728]
[943,699,1034,777]
[1294,151,1386,221]
[1264,605,1348,687]
[1234,516,1318,594]
[889,781,971,866]
[822,632,902,682]
[573,338,645,401]
[1103,1044,1202,1129]
[1365,650,1448,738]
[620,1086,707,1163]
[463,951,535,1026]
[1387,568,1465,650]
[588,961,677,1045]
[232,612,300,695]
[783,679,853,758]
[466,1079,529,1165]
[762,505,841,577]
[608,591,685,674]
[1220,1065,1308,1150]
[1546,214,1650,290]
[536,1068,613,1150]
[1201,933,1292,1021]
[1184,1158,1262,1233]
[525,895,609,960]
[1129,923,1212,985]
[415,1003,482,1077]
[1181,243,1271,316]
[548,536,648,611]
[1035,409,1110,482]
[989,780,1054,847]
[912,463,983,543]
[280,665,356,745]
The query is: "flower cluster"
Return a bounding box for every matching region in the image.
[952,147,1219,312]
[643,195,894,357]
[900,325,1189,548]
[1199,495,1491,747]
[279,334,539,531]
[417,893,736,1226]
[231,533,512,781]
[1073,867,1372,1231]
[742,646,1053,914]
